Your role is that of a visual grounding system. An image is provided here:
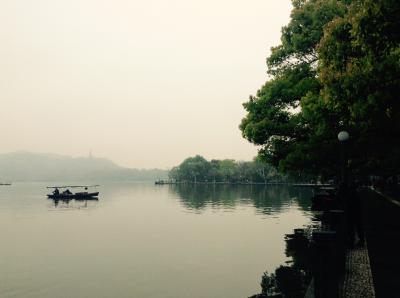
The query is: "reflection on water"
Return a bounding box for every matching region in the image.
[169,184,313,215]
[48,197,99,209]
[0,182,313,298]
[250,229,312,298]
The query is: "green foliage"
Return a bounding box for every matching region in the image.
[241,0,400,178]
[168,155,284,183]
[241,0,346,176]
[171,155,211,183]
[257,265,307,297]
[318,0,400,177]
[260,271,276,295]
[275,266,305,298]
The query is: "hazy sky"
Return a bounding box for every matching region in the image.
[0,0,292,168]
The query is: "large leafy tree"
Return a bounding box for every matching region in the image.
[240,0,348,177]
[318,0,400,177]
[172,155,211,183]
[240,0,400,178]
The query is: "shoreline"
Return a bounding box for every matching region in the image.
[155,180,333,187]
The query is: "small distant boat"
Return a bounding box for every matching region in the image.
[47,185,99,200]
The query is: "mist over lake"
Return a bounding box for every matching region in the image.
[0,152,168,182]
[0,182,312,298]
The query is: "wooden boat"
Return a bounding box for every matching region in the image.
[47,185,99,200]
[74,191,99,199]
[47,192,99,199]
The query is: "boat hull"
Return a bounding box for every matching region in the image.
[47,192,99,200]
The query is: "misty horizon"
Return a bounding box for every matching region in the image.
[0,151,169,181]
[0,150,258,170]
[0,0,292,168]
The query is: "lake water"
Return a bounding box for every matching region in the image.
[0,182,313,298]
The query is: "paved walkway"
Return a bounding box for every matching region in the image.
[342,245,375,298]
[360,188,400,298]
[305,187,399,298]
[304,239,376,298]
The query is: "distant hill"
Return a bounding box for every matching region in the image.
[0,152,168,182]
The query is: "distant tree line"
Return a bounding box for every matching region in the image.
[168,155,288,184]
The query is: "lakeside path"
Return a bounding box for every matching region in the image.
[305,240,376,298]
[360,188,400,298]
[342,245,375,298]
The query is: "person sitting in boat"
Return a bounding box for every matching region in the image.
[63,189,72,195]
[53,188,60,195]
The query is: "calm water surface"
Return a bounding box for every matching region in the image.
[0,182,313,298]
